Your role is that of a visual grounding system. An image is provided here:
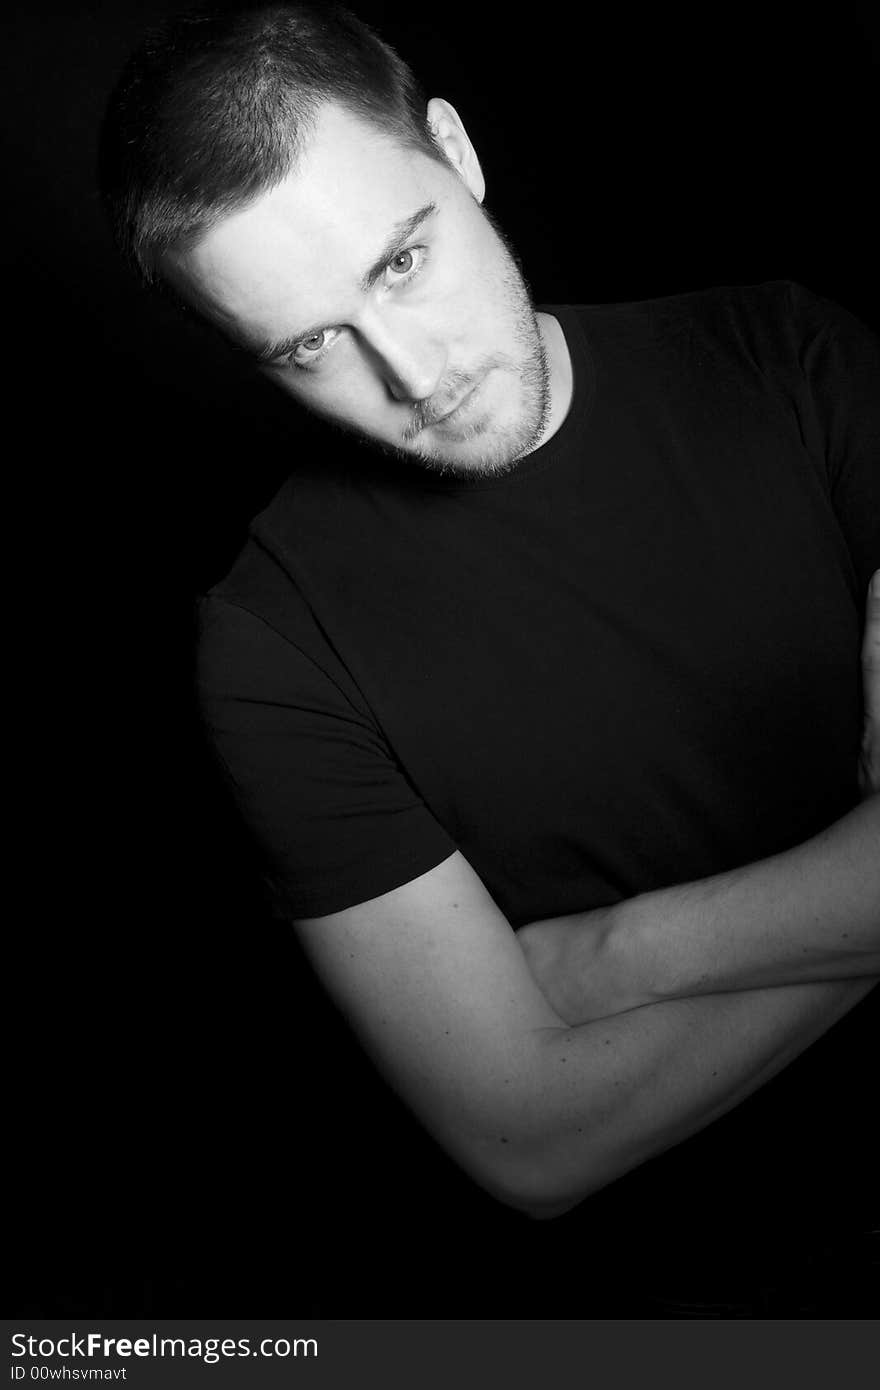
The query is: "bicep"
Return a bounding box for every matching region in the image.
[294,851,568,1196]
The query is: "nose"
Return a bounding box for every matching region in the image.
[359,312,448,403]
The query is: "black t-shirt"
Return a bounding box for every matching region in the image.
[198,279,878,923]
[196,280,880,1307]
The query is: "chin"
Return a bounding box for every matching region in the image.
[411,396,546,478]
[409,432,530,480]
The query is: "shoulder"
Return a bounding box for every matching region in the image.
[688,279,878,356]
[196,472,362,697]
[647,278,879,384]
[550,281,804,361]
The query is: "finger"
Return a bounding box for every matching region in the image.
[863,569,880,725]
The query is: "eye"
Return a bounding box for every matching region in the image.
[299,331,326,354]
[280,244,428,372]
[287,327,337,370]
[384,246,426,285]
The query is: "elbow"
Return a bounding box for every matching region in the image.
[492,1169,588,1221]
[448,1077,622,1220]
[468,1137,597,1221]
[520,1194,583,1221]
[462,1092,642,1218]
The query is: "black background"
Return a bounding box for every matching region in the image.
[7,1,880,1316]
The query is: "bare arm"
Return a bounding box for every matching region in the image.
[294,851,874,1219]
[519,795,879,1023]
[518,573,880,1022]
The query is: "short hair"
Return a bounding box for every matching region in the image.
[98,1,447,287]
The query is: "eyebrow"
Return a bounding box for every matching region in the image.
[251,200,438,365]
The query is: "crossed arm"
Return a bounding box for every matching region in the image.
[293,576,880,1218]
[519,573,880,1023]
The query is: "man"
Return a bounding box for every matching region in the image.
[100,3,879,1311]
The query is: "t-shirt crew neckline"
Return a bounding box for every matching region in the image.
[401,304,596,494]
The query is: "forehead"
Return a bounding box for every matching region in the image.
[165,103,450,344]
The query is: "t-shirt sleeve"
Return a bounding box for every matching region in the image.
[786,279,880,595]
[196,595,457,919]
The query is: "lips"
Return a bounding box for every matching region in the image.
[431,380,480,426]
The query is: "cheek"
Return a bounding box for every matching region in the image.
[316,360,383,415]
[448,251,515,343]
[288,359,403,433]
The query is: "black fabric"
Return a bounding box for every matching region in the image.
[195,280,880,1309]
[197,280,879,925]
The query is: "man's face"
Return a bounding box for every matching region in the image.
[165,101,553,477]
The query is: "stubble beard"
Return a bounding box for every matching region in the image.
[384,213,553,481]
[406,314,551,480]
[309,293,551,481]
[306,213,553,481]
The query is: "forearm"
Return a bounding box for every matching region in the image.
[515,974,875,1214]
[510,797,878,1211]
[601,796,880,1003]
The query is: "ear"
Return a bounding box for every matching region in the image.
[426,96,486,203]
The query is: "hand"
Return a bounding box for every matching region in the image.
[858,569,880,799]
[517,905,647,1025]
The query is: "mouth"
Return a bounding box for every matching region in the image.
[429,376,484,430]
